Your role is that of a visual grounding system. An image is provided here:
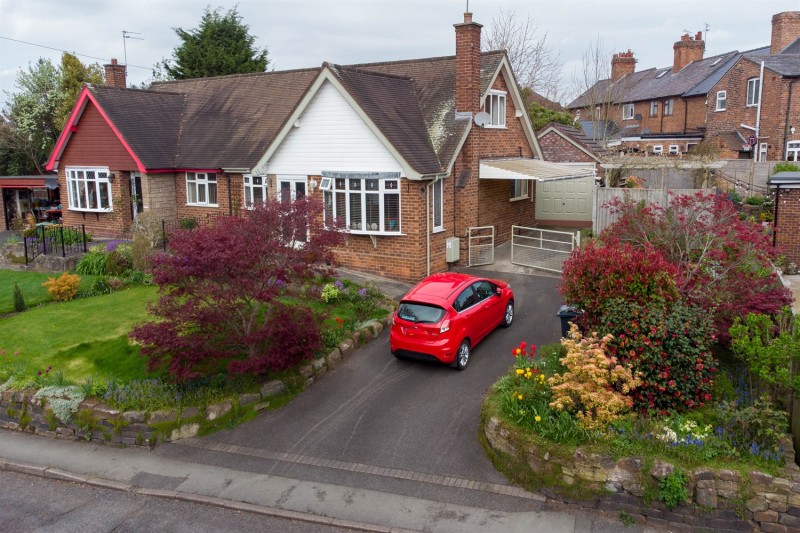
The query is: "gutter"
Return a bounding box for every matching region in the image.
[755,61,765,161]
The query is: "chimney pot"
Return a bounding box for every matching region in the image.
[611,50,636,82]
[673,32,704,72]
[464,12,473,24]
[104,58,127,89]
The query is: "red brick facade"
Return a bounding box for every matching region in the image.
[774,188,800,265]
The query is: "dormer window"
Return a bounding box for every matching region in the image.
[485,91,506,127]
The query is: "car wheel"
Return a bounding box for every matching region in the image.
[453,340,470,371]
[501,300,514,328]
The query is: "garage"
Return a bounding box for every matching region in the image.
[534,174,595,223]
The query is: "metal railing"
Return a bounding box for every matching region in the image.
[24,224,87,265]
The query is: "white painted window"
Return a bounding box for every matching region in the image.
[669,145,680,155]
[649,101,658,117]
[622,103,635,120]
[759,142,768,162]
[787,141,800,162]
[716,91,727,111]
[186,172,218,206]
[652,145,664,155]
[243,175,268,209]
[432,179,443,232]
[324,177,400,233]
[594,106,601,119]
[485,91,506,127]
[66,167,113,211]
[747,78,761,107]
[510,179,529,200]
[663,99,674,116]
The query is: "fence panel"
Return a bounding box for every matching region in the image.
[593,188,700,235]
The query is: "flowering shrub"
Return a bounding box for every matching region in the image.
[321,282,341,303]
[599,299,716,415]
[42,272,81,302]
[549,325,640,431]
[561,239,679,328]
[34,386,85,424]
[714,396,788,463]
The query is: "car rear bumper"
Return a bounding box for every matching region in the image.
[390,328,457,364]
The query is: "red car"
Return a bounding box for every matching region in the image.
[390,272,514,370]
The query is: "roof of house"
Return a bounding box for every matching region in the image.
[537,122,608,160]
[62,51,510,175]
[743,51,800,77]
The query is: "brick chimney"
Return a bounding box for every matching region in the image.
[771,11,800,54]
[454,12,482,114]
[611,50,636,82]
[673,32,704,72]
[104,58,127,89]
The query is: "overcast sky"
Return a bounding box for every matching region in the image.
[0,0,794,107]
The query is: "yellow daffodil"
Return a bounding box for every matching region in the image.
[535,415,542,422]
[516,368,524,375]
[517,394,523,400]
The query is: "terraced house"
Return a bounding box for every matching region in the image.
[46,12,588,282]
[568,11,800,162]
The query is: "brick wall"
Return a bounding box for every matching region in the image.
[173,172,240,221]
[775,188,800,265]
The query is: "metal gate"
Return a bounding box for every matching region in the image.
[467,226,494,266]
[510,226,580,273]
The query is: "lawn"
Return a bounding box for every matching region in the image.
[0,270,99,314]
[0,284,158,383]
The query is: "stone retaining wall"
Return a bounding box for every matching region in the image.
[0,318,389,448]
[484,416,800,533]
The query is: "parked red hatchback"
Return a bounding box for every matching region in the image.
[390,272,514,370]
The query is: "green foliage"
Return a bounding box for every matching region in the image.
[34,386,85,425]
[715,397,788,462]
[321,282,341,303]
[44,409,58,431]
[56,52,104,131]
[105,248,132,275]
[179,217,197,230]
[772,162,799,174]
[618,511,636,527]
[90,277,115,295]
[13,283,26,312]
[75,246,107,275]
[527,101,575,131]
[131,233,153,272]
[658,470,689,510]
[744,195,765,206]
[159,6,269,80]
[74,408,99,440]
[729,308,800,401]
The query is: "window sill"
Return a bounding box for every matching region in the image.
[483,125,507,130]
[349,230,405,237]
[715,108,727,112]
[186,203,219,208]
[432,227,445,234]
[509,196,529,202]
[68,207,113,213]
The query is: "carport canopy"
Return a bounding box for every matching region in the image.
[479,158,595,182]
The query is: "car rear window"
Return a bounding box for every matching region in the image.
[397,302,445,324]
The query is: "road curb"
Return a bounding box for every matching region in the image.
[0,457,420,533]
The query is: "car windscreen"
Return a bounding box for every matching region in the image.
[396,302,446,324]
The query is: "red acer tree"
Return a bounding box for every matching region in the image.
[131,197,345,380]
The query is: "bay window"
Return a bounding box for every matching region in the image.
[186,172,218,206]
[322,174,400,233]
[66,167,112,211]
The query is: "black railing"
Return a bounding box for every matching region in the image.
[24,224,87,265]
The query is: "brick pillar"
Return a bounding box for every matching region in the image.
[104,59,127,89]
[454,12,482,114]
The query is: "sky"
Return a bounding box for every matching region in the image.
[0,0,795,107]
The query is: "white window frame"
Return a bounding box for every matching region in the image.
[746,78,761,107]
[663,99,674,116]
[668,145,680,155]
[622,103,635,120]
[65,167,113,212]
[787,141,800,162]
[186,172,218,207]
[485,90,507,128]
[652,145,664,155]
[649,101,658,117]
[594,106,601,119]
[716,91,727,111]
[510,179,529,201]
[759,142,768,162]
[323,177,401,234]
[432,179,444,232]
[686,143,699,153]
[243,174,268,209]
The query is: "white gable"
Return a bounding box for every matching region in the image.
[266,80,404,176]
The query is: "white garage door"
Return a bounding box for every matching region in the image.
[535,176,594,222]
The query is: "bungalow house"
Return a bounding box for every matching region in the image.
[567,11,800,162]
[46,13,589,282]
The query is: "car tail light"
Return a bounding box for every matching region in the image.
[439,319,450,333]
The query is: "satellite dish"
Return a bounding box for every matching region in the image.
[474,111,491,128]
[634,113,643,121]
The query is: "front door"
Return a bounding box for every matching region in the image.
[130,172,143,222]
[278,176,306,203]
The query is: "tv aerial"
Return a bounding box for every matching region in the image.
[122,30,144,66]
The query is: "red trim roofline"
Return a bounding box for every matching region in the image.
[46,86,147,173]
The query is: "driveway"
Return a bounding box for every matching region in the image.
[156,269,565,512]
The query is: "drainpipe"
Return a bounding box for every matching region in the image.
[226,173,233,215]
[755,61,765,161]
[784,79,797,160]
[426,180,431,276]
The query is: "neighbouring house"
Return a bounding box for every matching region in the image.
[769,171,800,266]
[568,11,800,163]
[534,122,607,226]
[1,175,60,230]
[45,12,590,282]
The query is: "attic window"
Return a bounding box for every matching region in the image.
[710,57,723,66]
[656,70,668,79]
[485,91,507,127]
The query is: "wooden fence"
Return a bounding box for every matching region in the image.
[593,188,700,235]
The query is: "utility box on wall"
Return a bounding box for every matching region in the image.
[446,237,460,262]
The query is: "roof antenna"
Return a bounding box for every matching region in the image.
[122,30,143,66]
[703,23,710,50]
[466,0,469,12]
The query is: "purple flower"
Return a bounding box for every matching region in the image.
[334,280,344,289]
[37,371,42,376]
